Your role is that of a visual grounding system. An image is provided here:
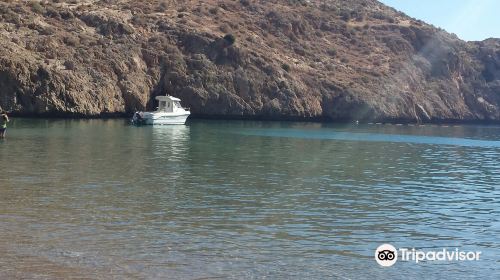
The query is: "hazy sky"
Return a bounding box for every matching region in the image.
[379,0,500,41]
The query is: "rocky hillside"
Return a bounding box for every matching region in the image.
[0,0,499,122]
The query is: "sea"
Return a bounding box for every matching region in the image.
[0,118,499,279]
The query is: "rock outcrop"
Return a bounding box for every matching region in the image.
[0,0,499,122]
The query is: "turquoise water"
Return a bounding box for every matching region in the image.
[0,119,499,279]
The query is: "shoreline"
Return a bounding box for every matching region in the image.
[6,112,500,126]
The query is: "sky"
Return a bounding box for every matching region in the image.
[379,0,500,41]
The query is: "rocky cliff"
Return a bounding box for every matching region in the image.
[0,0,499,122]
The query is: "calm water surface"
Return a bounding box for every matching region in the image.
[0,119,499,279]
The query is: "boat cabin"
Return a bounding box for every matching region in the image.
[155,95,184,113]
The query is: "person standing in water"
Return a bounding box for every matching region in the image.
[0,111,9,139]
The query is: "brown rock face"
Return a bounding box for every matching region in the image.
[0,0,499,122]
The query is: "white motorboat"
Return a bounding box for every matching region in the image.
[132,95,190,125]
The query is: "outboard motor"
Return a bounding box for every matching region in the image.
[132,112,143,125]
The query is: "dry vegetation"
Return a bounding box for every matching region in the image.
[0,0,499,121]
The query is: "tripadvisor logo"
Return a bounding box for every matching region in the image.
[374,244,482,267]
[375,244,397,267]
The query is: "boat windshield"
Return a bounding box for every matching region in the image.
[174,101,182,108]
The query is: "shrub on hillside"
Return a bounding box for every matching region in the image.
[157,1,169,12]
[223,34,236,46]
[1,11,21,25]
[64,60,76,70]
[340,10,350,21]
[219,24,230,33]
[59,10,75,20]
[355,13,365,22]
[132,14,148,26]
[281,63,291,72]
[327,49,337,57]
[30,1,45,14]
[45,6,60,19]
[209,7,218,15]
[63,36,80,46]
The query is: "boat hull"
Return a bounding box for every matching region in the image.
[146,114,189,125]
[133,112,190,125]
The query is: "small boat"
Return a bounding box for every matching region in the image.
[132,95,190,125]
